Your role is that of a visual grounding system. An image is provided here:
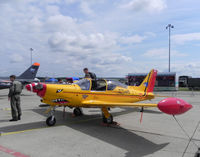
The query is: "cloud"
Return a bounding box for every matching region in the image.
[48,32,118,53]
[0,0,140,76]
[10,54,24,63]
[1,0,199,77]
[143,48,187,59]
[172,33,200,44]
[171,62,200,77]
[121,0,167,13]
[80,1,94,16]
[120,35,146,44]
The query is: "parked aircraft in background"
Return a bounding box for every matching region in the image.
[0,63,40,89]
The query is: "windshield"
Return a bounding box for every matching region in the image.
[75,79,90,90]
[107,80,127,90]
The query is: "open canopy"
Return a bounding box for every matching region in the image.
[75,79,127,91]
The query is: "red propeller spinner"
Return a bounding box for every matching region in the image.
[26,83,46,98]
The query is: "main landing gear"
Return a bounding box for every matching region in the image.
[101,107,115,125]
[45,107,115,126]
[73,107,83,116]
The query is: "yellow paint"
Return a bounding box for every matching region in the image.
[101,107,111,118]
[40,69,158,118]
[42,70,157,106]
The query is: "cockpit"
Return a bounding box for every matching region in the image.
[74,79,127,91]
[74,79,90,90]
[107,80,127,90]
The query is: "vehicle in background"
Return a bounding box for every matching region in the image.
[188,78,200,90]
[179,76,192,87]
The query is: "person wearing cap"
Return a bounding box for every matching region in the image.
[8,75,23,121]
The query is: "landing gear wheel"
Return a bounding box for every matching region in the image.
[73,108,82,116]
[46,116,56,126]
[102,115,113,124]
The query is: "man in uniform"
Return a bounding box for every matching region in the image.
[8,75,23,121]
[83,68,97,90]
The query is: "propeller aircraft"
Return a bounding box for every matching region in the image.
[25,69,192,126]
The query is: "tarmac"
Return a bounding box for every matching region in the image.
[0,89,199,157]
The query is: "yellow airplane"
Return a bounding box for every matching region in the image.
[26,69,192,126]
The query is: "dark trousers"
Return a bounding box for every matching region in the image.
[10,95,21,119]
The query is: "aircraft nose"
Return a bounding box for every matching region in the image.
[26,83,37,92]
[25,84,32,92]
[25,83,47,98]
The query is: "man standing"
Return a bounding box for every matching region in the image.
[83,68,97,90]
[8,75,23,121]
[83,68,96,79]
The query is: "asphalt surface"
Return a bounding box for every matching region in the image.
[0,89,199,157]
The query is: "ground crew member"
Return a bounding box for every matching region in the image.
[83,68,97,90]
[8,75,23,121]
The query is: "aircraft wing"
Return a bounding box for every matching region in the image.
[82,100,157,108]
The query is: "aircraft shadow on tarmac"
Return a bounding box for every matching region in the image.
[0,107,167,157]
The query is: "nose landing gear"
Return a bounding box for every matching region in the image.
[46,107,56,126]
[46,116,56,126]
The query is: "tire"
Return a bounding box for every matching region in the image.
[73,108,82,116]
[102,115,113,124]
[46,116,56,126]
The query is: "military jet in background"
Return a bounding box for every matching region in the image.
[0,62,40,89]
[26,69,192,126]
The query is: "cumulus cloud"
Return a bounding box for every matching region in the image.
[0,0,143,77]
[172,33,200,44]
[48,32,118,54]
[120,35,146,44]
[80,1,94,16]
[121,0,167,13]
[10,54,24,63]
[143,48,187,59]
[171,62,200,77]
[1,0,198,77]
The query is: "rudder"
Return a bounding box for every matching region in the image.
[136,69,157,94]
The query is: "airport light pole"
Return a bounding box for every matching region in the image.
[166,24,174,72]
[30,48,34,65]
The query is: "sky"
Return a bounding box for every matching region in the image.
[0,0,200,77]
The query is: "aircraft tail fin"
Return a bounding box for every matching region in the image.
[18,63,40,79]
[137,69,157,94]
